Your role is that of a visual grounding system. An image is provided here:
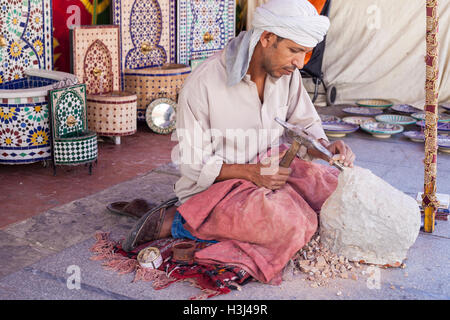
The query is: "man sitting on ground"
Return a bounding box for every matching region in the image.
[120,0,355,283]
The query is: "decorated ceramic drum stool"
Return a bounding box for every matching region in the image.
[49,83,98,175]
[86,92,137,145]
[71,25,137,144]
[124,63,190,128]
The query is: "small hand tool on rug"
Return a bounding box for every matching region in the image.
[171,241,197,265]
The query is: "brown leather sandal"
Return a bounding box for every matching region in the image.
[106,199,157,219]
[121,197,178,252]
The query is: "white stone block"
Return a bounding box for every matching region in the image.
[319,166,421,265]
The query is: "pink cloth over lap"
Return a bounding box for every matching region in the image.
[177,157,339,284]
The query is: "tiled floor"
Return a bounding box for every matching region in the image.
[0,122,176,229]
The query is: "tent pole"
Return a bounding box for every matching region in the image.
[423,0,440,233]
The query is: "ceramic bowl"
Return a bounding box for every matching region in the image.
[342,116,376,126]
[356,99,393,109]
[360,122,404,138]
[412,112,450,123]
[403,131,425,142]
[390,104,421,114]
[416,121,450,135]
[322,121,359,138]
[411,112,426,121]
[342,107,384,116]
[438,136,450,154]
[438,113,450,123]
[319,114,341,123]
[375,114,416,125]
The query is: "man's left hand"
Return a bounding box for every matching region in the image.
[319,139,355,168]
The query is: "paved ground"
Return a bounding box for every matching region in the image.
[0,122,176,228]
[1,106,449,300]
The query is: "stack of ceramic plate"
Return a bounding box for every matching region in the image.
[412,112,450,123]
[356,99,393,109]
[403,131,425,142]
[342,107,384,116]
[416,121,450,135]
[319,114,341,123]
[405,131,448,144]
[342,116,376,126]
[438,136,450,153]
[360,122,404,138]
[375,114,416,125]
[438,114,450,122]
[390,104,421,114]
[322,121,359,138]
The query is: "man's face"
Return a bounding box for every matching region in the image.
[261,35,314,78]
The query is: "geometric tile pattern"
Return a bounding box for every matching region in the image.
[113,0,176,89]
[86,92,137,136]
[71,25,121,94]
[0,145,52,164]
[0,0,53,83]
[0,76,57,90]
[177,0,235,65]
[49,84,87,138]
[53,133,98,164]
[83,40,114,94]
[0,76,54,164]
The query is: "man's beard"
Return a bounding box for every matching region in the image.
[262,57,296,78]
[262,58,280,79]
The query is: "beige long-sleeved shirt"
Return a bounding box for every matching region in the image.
[173,50,327,204]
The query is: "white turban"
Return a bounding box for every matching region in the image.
[252,0,330,48]
[225,0,330,86]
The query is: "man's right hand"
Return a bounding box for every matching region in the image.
[249,150,292,190]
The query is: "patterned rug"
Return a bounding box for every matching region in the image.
[89,233,253,299]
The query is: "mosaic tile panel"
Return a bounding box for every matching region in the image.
[0,0,53,83]
[71,25,121,95]
[177,0,235,65]
[49,84,87,138]
[49,83,97,165]
[113,0,177,89]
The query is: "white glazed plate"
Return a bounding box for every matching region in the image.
[360,122,404,138]
[438,136,450,153]
[375,114,416,125]
[403,131,425,142]
[322,121,359,138]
